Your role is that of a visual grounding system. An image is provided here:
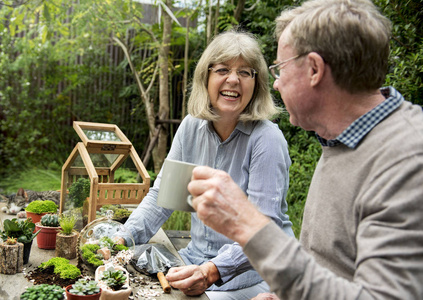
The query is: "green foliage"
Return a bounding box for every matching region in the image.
[0,218,41,243]
[100,268,127,291]
[0,167,61,194]
[68,178,91,208]
[162,211,191,231]
[59,213,78,235]
[375,0,423,104]
[20,284,64,300]
[114,169,138,183]
[41,214,60,227]
[39,257,81,280]
[69,278,100,296]
[25,200,58,214]
[80,244,104,267]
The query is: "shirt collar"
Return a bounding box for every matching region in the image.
[317,86,404,149]
[200,119,254,136]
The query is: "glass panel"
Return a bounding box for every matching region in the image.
[90,153,119,167]
[83,129,122,142]
[70,153,119,168]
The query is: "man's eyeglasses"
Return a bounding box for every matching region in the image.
[269,54,304,79]
[208,67,257,79]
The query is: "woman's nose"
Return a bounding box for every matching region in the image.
[226,71,240,84]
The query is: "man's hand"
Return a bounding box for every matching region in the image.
[188,166,270,247]
[251,293,281,300]
[166,262,219,296]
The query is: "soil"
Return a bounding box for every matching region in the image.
[25,265,82,288]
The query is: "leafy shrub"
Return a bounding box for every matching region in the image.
[68,178,90,208]
[39,257,81,280]
[25,200,58,214]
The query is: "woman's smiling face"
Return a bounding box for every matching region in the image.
[207,57,256,120]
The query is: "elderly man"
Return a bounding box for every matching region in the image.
[186,0,423,299]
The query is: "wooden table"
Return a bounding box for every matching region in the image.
[0,204,208,299]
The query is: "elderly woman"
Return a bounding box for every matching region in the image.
[123,30,294,300]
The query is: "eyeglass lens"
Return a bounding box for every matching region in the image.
[209,67,256,79]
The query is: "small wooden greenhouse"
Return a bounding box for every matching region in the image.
[60,121,150,223]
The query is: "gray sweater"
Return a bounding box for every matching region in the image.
[244,99,423,299]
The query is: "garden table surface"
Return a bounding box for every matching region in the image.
[0,204,209,300]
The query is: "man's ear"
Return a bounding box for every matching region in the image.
[307,52,326,87]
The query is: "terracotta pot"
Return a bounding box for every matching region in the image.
[65,285,102,300]
[56,231,79,259]
[26,212,48,232]
[35,223,61,249]
[95,266,132,300]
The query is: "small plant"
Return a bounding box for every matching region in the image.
[20,284,64,300]
[6,236,17,245]
[100,267,127,291]
[39,257,81,279]
[68,278,100,295]
[25,200,58,214]
[0,218,41,243]
[41,214,60,227]
[59,213,78,235]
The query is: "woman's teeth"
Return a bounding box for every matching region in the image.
[221,91,239,98]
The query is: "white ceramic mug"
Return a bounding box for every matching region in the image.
[157,158,197,212]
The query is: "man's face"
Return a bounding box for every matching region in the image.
[273,30,315,131]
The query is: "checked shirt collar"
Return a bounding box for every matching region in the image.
[317,86,404,149]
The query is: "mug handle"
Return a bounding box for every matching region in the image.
[187,195,194,208]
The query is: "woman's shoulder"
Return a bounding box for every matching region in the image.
[176,115,207,135]
[251,120,284,137]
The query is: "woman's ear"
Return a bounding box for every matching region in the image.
[307,52,326,87]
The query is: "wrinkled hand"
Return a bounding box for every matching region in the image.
[166,262,219,296]
[251,293,280,300]
[188,166,270,246]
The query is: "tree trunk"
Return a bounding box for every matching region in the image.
[153,0,172,173]
[234,0,246,22]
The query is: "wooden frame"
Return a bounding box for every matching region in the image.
[60,122,150,223]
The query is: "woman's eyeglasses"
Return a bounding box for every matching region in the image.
[208,67,257,79]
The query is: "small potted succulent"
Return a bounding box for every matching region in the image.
[35,213,61,249]
[25,200,58,230]
[0,218,41,264]
[0,236,24,274]
[56,213,79,259]
[65,278,102,300]
[95,264,131,300]
[20,284,64,300]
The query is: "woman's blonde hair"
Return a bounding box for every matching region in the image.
[188,30,281,122]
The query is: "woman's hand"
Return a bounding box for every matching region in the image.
[166,262,220,296]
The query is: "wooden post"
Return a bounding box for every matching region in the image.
[0,242,24,275]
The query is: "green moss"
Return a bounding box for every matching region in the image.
[25,200,58,214]
[39,257,81,279]
[81,244,103,267]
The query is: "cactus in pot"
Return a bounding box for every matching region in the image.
[35,213,61,249]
